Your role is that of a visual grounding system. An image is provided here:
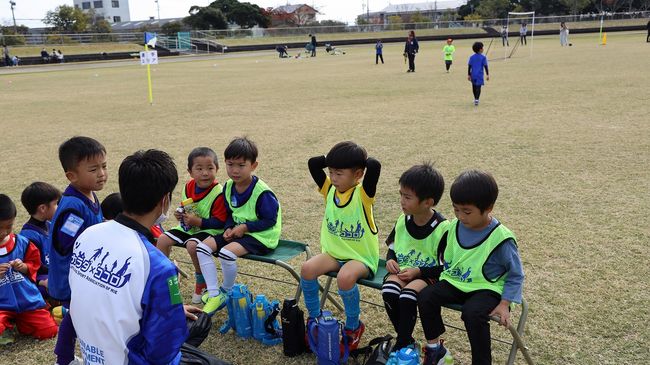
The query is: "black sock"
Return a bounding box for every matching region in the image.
[382,281,402,332]
[395,288,418,350]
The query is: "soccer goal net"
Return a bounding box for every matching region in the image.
[505,11,535,60]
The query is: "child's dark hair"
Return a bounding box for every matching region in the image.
[325,141,367,170]
[0,194,17,221]
[101,192,123,220]
[450,169,498,213]
[472,42,484,53]
[399,163,444,204]
[21,182,62,215]
[119,150,178,215]
[224,137,258,163]
[58,136,106,172]
[187,147,219,170]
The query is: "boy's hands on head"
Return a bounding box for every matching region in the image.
[386,259,400,274]
[397,267,420,282]
[490,300,511,327]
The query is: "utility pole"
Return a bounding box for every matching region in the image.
[155,0,161,20]
[10,1,17,34]
[367,0,370,22]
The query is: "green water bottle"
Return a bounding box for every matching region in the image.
[444,353,454,364]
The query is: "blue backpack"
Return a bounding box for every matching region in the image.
[219,284,252,338]
[307,311,349,365]
[251,294,282,346]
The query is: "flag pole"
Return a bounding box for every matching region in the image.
[145,43,154,105]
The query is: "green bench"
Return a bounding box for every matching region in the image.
[319,258,534,365]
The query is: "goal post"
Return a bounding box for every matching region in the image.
[506,11,535,59]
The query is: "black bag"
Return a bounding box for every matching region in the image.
[349,335,394,365]
[280,298,306,356]
[186,312,213,348]
[179,343,231,365]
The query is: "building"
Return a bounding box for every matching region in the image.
[361,1,467,25]
[73,0,131,23]
[270,4,318,27]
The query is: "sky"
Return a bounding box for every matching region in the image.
[0,0,429,28]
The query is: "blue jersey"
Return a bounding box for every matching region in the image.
[0,234,46,312]
[70,216,187,365]
[47,185,103,301]
[468,53,488,85]
[20,219,50,274]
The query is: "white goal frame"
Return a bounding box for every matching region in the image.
[506,11,535,59]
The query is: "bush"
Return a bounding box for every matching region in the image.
[46,35,78,45]
[1,35,26,46]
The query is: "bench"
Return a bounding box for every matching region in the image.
[319,259,534,365]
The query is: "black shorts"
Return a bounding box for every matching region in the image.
[445,60,452,65]
[164,229,211,247]
[212,234,271,256]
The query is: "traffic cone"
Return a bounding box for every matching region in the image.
[601,32,607,45]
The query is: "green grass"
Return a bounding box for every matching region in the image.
[1,31,649,365]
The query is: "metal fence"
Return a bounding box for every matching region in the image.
[1,11,648,46]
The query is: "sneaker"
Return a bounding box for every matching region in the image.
[54,356,82,365]
[422,340,451,365]
[0,328,15,345]
[192,283,207,304]
[474,100,479,106]
[342,321,365,353]
[202,291,228,315]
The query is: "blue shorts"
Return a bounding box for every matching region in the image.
[213,233,271,256]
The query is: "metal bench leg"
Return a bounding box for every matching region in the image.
[318,276,344,312]
[274,260,303,302]
[492,298,534,365]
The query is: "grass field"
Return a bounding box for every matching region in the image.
[1,31,649,364]
[8,43,143,58]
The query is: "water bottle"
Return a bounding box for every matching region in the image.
[444,354,454,364]
[252,295,268,341]
[281,298,306,356]
[232,285,252,338]
[177,198,194,231]
[394,347,419,365]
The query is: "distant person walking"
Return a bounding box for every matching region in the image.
[309,34,317,57]
[375,40,384,64]
[646,19,650,42]
[560,22,570,46]
[520,23,528,45]
[501,25,509,46]
[443,38,455,73]
[404,30,419,72]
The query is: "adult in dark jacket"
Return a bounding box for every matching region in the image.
[646,20,650,42]
[404,31,419,72]
[309,34,317,57]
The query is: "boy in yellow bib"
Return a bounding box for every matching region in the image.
[156,147,227,304]
[301,141,381,351]
[418,170,524,365]
[382,164,449,359]
[197,137,281,315]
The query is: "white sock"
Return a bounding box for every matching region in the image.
[426,341,440,349]
[196,242,220,297]
[218,248,238,291]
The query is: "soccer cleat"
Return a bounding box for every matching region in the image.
[192,283,207,304]
[422,340,452,365]
[342,321,365,353]
[0,328,15,345]
[202,291,227,315]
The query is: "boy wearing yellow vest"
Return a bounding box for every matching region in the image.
[156,147,227,304]
[301,141,381,351]
[382,164,449,358]
[443,38,455,73]
[418,170,524,365]
[197,137,281,315]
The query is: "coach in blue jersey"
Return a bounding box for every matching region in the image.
[70,150,201,364]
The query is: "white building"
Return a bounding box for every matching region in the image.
[73,0,130,23]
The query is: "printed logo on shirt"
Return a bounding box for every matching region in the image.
[167,275,182,305]
[61,214,84,237]
[444,261,473,283]
[70,245,132,294]
[397,249,437,268]
[79,338,105,364]
[326,218,365,241]
[0,268,25,288]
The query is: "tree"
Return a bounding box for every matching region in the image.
[184,6,228,30]
[476,0,512,19]
[559,0,592,14]
[43,5,89,32]
[459,0,481,18]
[161,21,183,36]
[92,19,112,33]
[355,15,370,25]
[410,12,430,23]
[206,0,270,28]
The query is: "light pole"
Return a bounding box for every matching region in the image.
[155,0,161,20]
[9,1,17,34]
